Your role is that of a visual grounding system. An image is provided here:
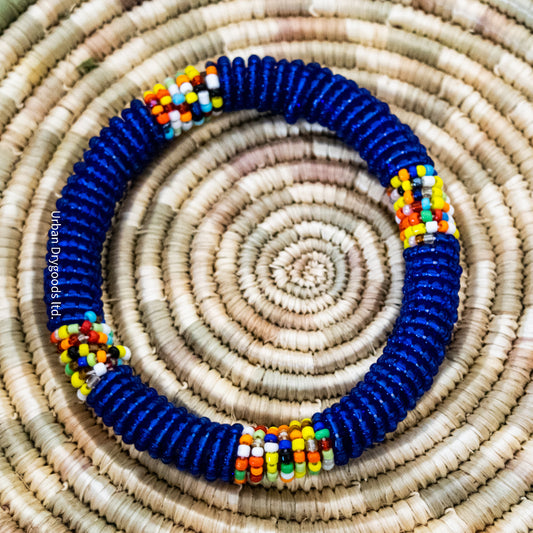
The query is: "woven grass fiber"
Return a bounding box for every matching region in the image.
[1,0,533,531]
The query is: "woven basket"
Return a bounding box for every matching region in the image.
[1,0,532,531]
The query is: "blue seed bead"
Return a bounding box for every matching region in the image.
[147,407,189,460]
[331,403,361,458]
[257,56,277,113]
[284,61,320,124]
[180,419,212,473]
[269,59,289,115]
[301,67,334,122]
[306,74,344,125]
[244,54,261,110]
[337,396,369,452]
[135,400,175,452]
[218,424,243,483]
[216,56,233,111]
[204,424,229,481]
[160,416,196,464]
[230,56,246,112]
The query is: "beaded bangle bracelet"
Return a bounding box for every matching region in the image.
[44,55,461,485]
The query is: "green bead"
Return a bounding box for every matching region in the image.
[315,428,330,440]
[253,429,265,440]
[421,209,433,222]
[322,449,334,461]
[295,462,306,473]
[266,471,278,482]
[164,77,175,88]
[87,352,96,367]
[234,469,246,481]
[280,462,294,474]
[67,324,79,334]
[65,363,74,377]
[92,323,103,332]
[309,468,320,475]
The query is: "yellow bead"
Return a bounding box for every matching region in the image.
[302,426,315,440]
[185,92,198,104]
[405,226,414,239]
[58,325,69,339]
[153,83,166,93]
[431,197,445,210]
[411,223,426,235]
[295,468,306,478]
[80,384,92,396]
[289,420,301,429]
[143,90,154,99]
[404,239,411,249]
[184,65,200,79]
[79,344,89,356]
[60,350,72,364]
[266,463,278,473]
[212,96,223,108]
[390,176,401,188]
[432,187,443,197]
[393,197,405,211]
[292,438,305,451]
[265,452,278,465]
[116,345,126,357]
[308,461,322,473]
[160,95,172,106]
[453,229,460,239]
[401,180,412,191]
[71,372,84,389]
[434,176,443,188]
[416,165,426,177]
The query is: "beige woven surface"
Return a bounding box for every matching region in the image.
[1,0,533,531]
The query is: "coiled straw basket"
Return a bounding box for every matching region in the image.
[0,0,532,531]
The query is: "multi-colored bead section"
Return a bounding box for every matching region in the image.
[234,420,334,484]
[143,63,223,140]
[50,310,131,402]
[388,165,459,249]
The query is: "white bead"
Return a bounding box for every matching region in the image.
[264,442,279,453]
[395,216,401,225]
[182,121,193,131]
[179,81,193,94]
[77,389,88,402]
[122,346,131,361]
[422,175,435,187]
[101,324,112,335]
[426,221,438,233]
[447,221,457,234]
[237,444,251,457]
[168,110,180,122]
[402,205,412,215]
[205,73,220,90]
[280,471,294,480]
[93,362,107,377]
[408,236,417,247]
[242,426,255,436]
[390,189,400,202]
[168,83,180,96]
[447,204,454,216]
[322,459,335,470]
[198,90,210,106]
[251,447,264,457]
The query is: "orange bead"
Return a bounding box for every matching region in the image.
[206,65,217,75]
[307,451,320,463]
[399,168,410,181]
[438,220,449,233]
[151,105,163,115]
[400,230,406,241]
[408,213,421,225]
[442,202,450,212]
[156,89,170,99]
[180,111,192,122]
[278,425,289,434]
[96,350,107,363]
[98,332,107,344]
[250,466,263,476]
[235,457,248,470]
[239,434,253,445]
[403,191,414,204]
[249,456,264,468]
[396,208,406,220]
[234,477,246,485]
[176,74,189,86]
[289,429,302,440]
[293,451,305,463]
[156,113,170,125]
[266,427,279,436]
[399,217,410,231]
[143,91,155,103]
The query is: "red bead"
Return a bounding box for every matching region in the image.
[320,438,331,451]
[80,320,91,334]
[249,474,262,483]
[88,330,99,343]
[255,425,268,433]
[68,334,79,346]
[434,209,443,221]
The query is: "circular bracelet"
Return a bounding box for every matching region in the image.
[44,55,462,486]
